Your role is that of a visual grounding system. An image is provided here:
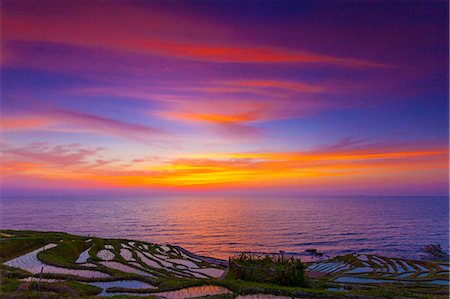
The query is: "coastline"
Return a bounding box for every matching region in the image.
[1,230,448,298]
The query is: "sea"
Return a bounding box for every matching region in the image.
[1,195,448,261]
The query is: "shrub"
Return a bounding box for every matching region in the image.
[421,244,449,261]
[229,252,308,287]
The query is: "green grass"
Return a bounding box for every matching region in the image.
[0,238,50,263]
[0,278,21,293]
[37,239,91,268]
[0,229,89,264]
[0,279,102,298]
[0,264,31,279]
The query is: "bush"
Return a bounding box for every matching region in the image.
[229,253,308,287]
[421,244,449,261]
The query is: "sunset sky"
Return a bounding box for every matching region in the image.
[1,1,448,195]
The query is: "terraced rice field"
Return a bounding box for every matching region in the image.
[75,245,93,263]
[97,249,115,261]
[4,244,110,278]
[307,253,449,286]
[120,248,135,261]
[99,261,156,277]
[1,231,229,297]
[84,280,157,296]
[1,230,448,298]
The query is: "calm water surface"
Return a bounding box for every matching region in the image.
[1,195,448,260]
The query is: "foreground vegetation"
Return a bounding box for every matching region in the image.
[229,253,307,287]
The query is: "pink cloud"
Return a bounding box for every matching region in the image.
[3,2,385,67]
[1,109,166,144]
[1,116,54,130]
[53,109,163,140]
[2,143,102,168]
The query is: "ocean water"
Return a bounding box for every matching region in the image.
[1,195,448,260]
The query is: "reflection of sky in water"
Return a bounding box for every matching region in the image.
[1,195,448,260]
[4,244,109,278]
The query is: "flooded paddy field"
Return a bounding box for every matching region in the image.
[0,230,448,298]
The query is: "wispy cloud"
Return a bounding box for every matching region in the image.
[3,3,385,67]
[132,41,385,66]
[2,143,103,168]
[2,141,447,192]
[160,110,264,139]
[1,109,166,144]
[54,109,163,141]
[1,116,54,130]
[177,80,326,99]
[233,80,326,93]
[156,99,273,139]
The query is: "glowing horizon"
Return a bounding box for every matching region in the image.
[1,1,448,196]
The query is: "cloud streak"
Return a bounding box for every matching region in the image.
[2,141,447,193]
[1,109,166,144]
[3,3,385,67]
[54,109,163,141]
[1,116,54,130]
[2,143,102,168]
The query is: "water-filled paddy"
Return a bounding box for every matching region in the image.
[153,285,230,299]
[84,280,156,296]
[5,244,110,278]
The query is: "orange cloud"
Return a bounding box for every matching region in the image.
[1,161,43,172]
[158,98,274,121]
[163,111,261,124]
[157,101,271,139]
[2,142,447,192]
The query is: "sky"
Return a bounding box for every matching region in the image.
[1,1,449,196]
